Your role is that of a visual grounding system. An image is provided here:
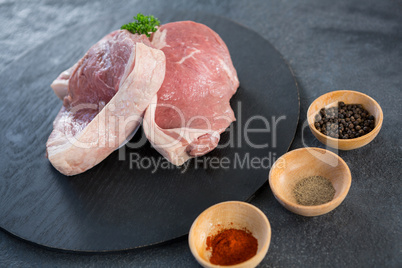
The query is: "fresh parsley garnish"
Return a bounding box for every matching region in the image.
[121,13,160,37]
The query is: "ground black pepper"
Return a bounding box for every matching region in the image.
[293,176,335,206]
[314,102,375,139]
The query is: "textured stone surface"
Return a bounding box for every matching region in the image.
[0,0,401,267]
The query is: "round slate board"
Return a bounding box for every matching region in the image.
[0,12,299,251]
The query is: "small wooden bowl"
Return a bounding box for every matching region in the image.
[307,90,383,150]
[188,201,271,268]
[269,147,351,217]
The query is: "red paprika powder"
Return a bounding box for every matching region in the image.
[206,228,258,265]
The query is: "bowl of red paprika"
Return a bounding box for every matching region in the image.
[188,201,271,268]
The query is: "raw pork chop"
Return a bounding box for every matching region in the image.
[47,30,165,175]
[143,21,239,165]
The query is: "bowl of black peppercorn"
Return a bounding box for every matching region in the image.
[307,90,383,150]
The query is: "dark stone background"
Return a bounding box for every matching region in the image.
[0,0,400,267]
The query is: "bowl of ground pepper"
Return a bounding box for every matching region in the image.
[269,147,351,217]
[307,90,383,150]
[189,201,271,268]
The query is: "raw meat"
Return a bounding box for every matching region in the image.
[50,63,77,100]
[143,21,239,165]
[46,30,165,175]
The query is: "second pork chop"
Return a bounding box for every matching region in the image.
[143,21,239,165]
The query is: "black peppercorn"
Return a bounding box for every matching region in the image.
[314,102,375,140]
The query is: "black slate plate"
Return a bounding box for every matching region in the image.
[0,12,299,251]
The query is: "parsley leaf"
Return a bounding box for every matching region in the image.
[121,13,160,37]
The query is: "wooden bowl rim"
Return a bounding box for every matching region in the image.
[188,201,271,268]
[307,90,383,144]
[268,147,352,211]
